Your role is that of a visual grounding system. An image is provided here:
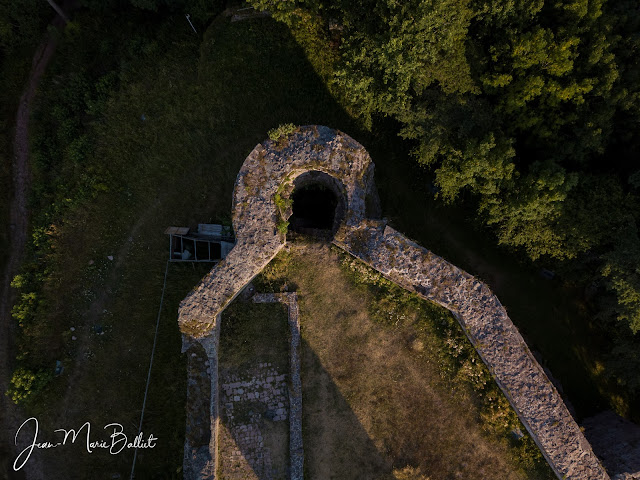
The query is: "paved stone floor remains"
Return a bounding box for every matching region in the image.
[218,363,289,479]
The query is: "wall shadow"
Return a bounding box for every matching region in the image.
[215,341,392,480]
[215,298,391,480]
[298,336,393,479]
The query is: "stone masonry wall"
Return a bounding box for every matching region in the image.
[182,322,221,480]
[333,221,609,480]
[178,126,376,338]
[180,125,610,480]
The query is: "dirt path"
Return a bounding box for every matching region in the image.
[0,8,70,480]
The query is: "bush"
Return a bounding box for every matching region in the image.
[268,123,297,142]
[7,367,52,404]
[276,219,289,235]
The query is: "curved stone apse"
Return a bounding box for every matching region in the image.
[179,126,609,480]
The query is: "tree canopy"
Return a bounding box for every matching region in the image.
[249,0,640,405]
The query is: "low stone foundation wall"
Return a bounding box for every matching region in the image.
[253,293,304,480]
[334,221,609,480]
[182,323,221,480]
[183,295,303,480]
[583,410,640,479]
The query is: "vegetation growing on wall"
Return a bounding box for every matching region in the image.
[268,122,298,142]
[254,244,554,478]
[250,0,640,419]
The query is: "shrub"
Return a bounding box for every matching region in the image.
[274,193,292,217]
[268,123,297,142]
[7,367,52,404]
[276,219,289,235]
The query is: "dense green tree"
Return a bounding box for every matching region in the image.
[475,0,621,165]
[559,175,631,255]
[250,0,640,339]
[398,93,515,199]
[481,162,577,260]
[0,0,49,53]
[604,0,640,171]
[335,0,477,117]
[600,220,640,333]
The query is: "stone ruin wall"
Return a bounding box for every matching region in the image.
[583,411,640,480]
[333,221,609,480]
[178,125,375,338]
[183,320,221,480]
[179,125,610,480]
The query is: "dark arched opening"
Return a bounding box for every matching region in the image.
[288,171,346,236]
[291,184,337,230]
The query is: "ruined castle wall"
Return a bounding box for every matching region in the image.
[178,126,375,338]
[182,326,220,480]
[333,221,609,480]
[179,125,610,480]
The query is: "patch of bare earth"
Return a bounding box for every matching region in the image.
[290,242,527,480]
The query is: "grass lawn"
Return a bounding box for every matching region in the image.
[255,241,555,480]
[16,11,357,478]
[220,301,289,371]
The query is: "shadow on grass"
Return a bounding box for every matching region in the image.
[367,135,612,419]
[214,297,390,480]
[299,336,393,480]
[11,11,363,478]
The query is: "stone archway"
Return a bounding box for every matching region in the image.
[179,126,378,338]
[179,125,608,480]
[288,170,346,235]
